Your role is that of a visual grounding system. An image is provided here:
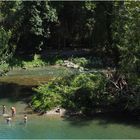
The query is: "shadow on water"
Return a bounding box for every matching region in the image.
[63,112,140,129]
[0,82,35,103]
[0,75,139,130]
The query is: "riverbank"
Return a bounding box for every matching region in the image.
[0,55,107,77]
[0,66,139,118]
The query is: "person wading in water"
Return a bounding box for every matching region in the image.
[11,107,16,117]
[6,116,12,124]
[24,115,28,123]
[2,105,6,114]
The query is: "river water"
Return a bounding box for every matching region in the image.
[0,67,139,139]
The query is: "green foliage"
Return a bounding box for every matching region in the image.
[31,73,107,114]
[22,54,47,69]
[29,5,43,36]
[0,1,21,29]
[55,59,64,65]
[32,81,62,111]
[70,57,89,67]
[111,2,140,112]
[112,1,140,73]
[0,27,12,64]
[7,54,48,69]
[6,1,58,54]
[62,73,107,114]
[0,63,9,73]
[31,71,140,114]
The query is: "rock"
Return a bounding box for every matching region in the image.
[79,67,84,72]
[22,67,26,69]
[64,61,69,63]
[73,64,79,69]
[62,60,81,69]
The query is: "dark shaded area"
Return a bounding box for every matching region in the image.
[0,82,35,103]
[1,1,121,66]
[63,111,140,129]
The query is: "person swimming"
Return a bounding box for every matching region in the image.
[11,107,16,117]
[24,115,27,123]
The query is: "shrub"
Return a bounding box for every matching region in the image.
[31,73,107,114]
[31,82,62,112]
[55,59,64,65]
[22,54,47,69]
[0,63,9,73]
[70,57,89,67]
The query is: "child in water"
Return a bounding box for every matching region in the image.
[2,105,6,114]
[24,115,27,123]
[11,107,16,117]
[6,116,12,124]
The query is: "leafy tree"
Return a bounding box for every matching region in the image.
[13,1,57,55]
[0,27,12,64]
[32,82,62,112]
[31,73,108,115]
[49,1,96,49]
[112,1,140,73]
[0,1,21,29]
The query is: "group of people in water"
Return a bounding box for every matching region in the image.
[2,105,27,124]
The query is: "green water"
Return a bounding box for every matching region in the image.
[0,99,139,139]
[0,66,78,86]
[0,67,139,139]
[7,66,78,77]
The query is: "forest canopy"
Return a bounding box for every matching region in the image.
[0,1,139,63]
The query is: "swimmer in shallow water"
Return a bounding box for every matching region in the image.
[24,115,27,123]
[6,116,12,124]
[11,107,16,117]
[2,105,6,114]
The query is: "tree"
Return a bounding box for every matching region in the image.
[49,1,96,49]
[14,1,57,56]
[0,27,12,64]
[112,1,140,73]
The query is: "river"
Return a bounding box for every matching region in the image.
[0,67,139,139]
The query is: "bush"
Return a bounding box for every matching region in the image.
[31,82,62,112]
[31,73,107,114]
[22,54,47,69]
[70,57,89,67]
[0,63,9,73]
[55,59,64,65]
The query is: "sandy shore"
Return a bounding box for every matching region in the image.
[45,108,66,116]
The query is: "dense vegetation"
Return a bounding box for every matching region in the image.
[0,1,139,116]
[31,73,106,114]
[31,71,139,115]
